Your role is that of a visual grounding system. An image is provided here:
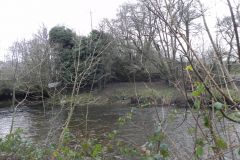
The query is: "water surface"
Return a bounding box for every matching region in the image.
[0,103,239,159]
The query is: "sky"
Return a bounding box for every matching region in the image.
[0,0,229,60]
[0,0,132,60]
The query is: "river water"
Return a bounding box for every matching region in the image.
[0,103,131,143]
[0,103,239,159]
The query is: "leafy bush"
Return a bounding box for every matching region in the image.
[0,128,105,160]
[0,129,45,159]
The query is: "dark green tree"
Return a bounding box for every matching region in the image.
[49,26,77,83]
[49,26,115,89]
[80,30,115,89]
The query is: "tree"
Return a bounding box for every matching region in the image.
[226,0,240,62]
[8,25,52,89]
[49,26,77,83]
[49,26,115,89]
[79,30,116,89]
[217,16,235,71]
[103,2,174,82]
[49,26,75,48]
[6,25,51,118]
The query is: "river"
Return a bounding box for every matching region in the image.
[0,102,239,159]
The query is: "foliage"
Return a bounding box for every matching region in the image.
[49,26,117,88]
[111,57,150,82]
[0,128,105,160]
[49,26,77,82]
[80,30,116,89]
[49,26,75,49]
[0,129,45,159]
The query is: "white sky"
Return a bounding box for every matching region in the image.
[0,0,132,60]
[0,0,230,60]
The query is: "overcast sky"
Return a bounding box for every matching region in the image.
[0,0,229,60]
[0,0,133,60]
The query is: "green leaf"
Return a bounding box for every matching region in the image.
[216,138,227,150]
[203,116,210,128]
[92,144,102,157]
[196,83,205,93]
[194,99,201,109]
[213,102,223,110]
[192,90,201,97]
[185,65,193,71]
[192,82,205,97]
[158,143,169,158]
[160,148,169,158]
[108,130,117,140]
[195,146,204,157]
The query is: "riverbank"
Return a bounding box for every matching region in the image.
[0,82,186,108]
[50,82,185,107]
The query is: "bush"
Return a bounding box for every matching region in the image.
[111,58,149,82]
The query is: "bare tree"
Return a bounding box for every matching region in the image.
[217,16,235,71]
[226,0,240,62]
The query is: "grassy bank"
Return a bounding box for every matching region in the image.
[51,82,179,107]
[0,82,182,107]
